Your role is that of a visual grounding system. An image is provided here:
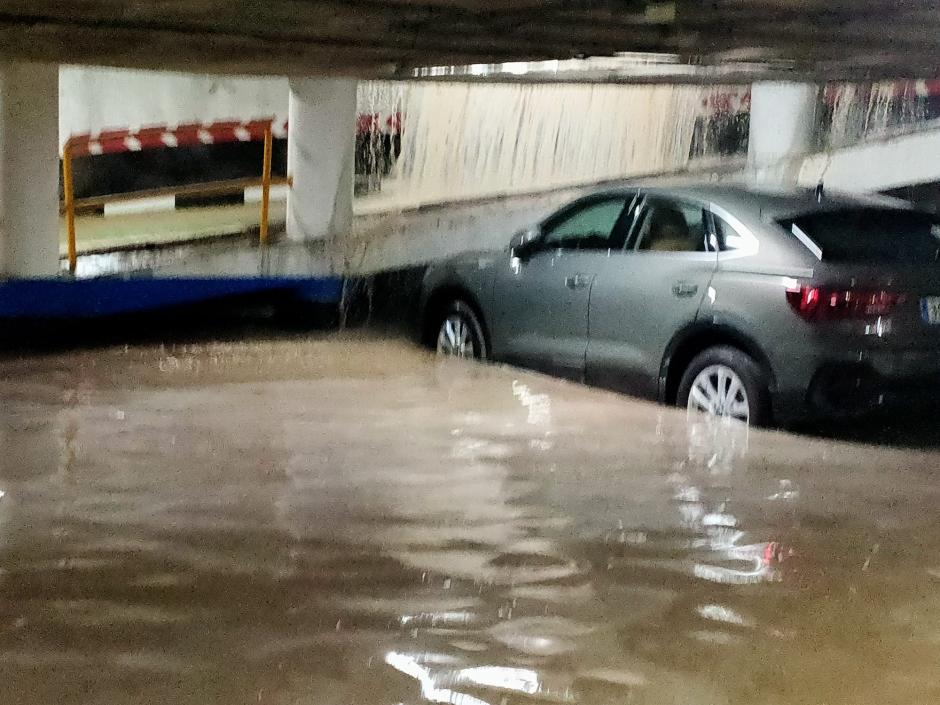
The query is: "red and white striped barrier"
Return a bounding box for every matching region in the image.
[67,118,289,158]
[66,111,403,158]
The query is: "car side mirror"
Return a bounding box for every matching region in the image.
[510,227,540,259]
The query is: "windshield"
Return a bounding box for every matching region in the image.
[778,208,940,264]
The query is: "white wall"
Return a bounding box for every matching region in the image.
[58,65,290,148]
[800,124,940,192]
[57,67,738,215]
[58,67,405,148]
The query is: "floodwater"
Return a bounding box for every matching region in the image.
[1,335,939,705]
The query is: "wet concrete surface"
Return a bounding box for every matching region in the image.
[2,334,940,704]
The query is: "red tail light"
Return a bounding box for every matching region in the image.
[786,284,906,321]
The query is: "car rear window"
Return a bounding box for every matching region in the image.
[778,208,940,263]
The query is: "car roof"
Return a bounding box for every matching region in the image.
[589,181,913,222]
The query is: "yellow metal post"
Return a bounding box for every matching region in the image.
[62,141,77,274]
[259,120,273,245]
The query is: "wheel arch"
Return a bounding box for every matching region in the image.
[660,322,776,404]
[421,285,490,349]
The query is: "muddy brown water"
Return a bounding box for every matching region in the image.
[1,335,939,704]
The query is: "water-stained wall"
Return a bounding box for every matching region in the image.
[386,82,736,207]
[60,68,749,210]
[821,81,940,150]
[58,68,940,209]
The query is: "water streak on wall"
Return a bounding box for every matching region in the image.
[385,82,722,207]
[824,81,932,150]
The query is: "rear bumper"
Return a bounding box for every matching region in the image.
[774,354,940,422]
[810,363,940,413]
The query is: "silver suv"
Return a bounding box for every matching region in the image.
[421,184,940,425]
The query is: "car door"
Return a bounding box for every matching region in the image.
[585,195,718,397]
[489,194,634,378]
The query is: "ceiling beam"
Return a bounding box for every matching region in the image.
[0,0,936,79]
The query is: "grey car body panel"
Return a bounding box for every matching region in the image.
[586,250,715,397]
[489,248,597,376]
[584,189,718,398]
[421,183,940,420]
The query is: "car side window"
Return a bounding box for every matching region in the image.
[712,213,747,251]
[541,198,629,251]
[633,198,714,253]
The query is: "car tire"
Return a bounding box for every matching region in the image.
[434,300,488,360]
[677,345,771,426]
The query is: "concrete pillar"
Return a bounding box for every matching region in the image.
[747,82,819,186]
[0,63,59,278]
[287,78,356,242]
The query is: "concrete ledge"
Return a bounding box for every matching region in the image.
[800,124,940,192]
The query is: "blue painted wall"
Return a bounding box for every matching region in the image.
[0,276,343,319]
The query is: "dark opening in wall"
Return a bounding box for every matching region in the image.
[61,140,289,201]
[689,111,750,159]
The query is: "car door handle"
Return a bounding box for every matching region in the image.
[565,273,591,290]
[672,281,699,298]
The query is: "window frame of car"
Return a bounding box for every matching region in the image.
[708,202,760,258]
[625,195,721,259]
[533,191,641,254]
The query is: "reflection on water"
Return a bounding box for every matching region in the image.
[1,339,940,704]
[385,653,555,705]
[677,416,781,586]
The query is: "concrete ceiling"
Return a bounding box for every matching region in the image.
[1,1,939,81]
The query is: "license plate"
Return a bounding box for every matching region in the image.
[922,297,940,324]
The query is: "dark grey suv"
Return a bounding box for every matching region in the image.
[420,184,940,425]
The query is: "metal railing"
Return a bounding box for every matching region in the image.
[60,119,279,274]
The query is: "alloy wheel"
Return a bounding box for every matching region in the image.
[436,314,475,357]
[687,364,750,423]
